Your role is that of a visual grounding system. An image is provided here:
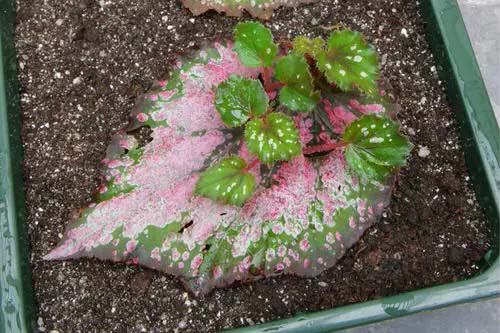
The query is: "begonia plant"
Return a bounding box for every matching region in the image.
[46,21,412,296]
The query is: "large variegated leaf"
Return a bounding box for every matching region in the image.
[181,0,317,19]
[45,42,399,296]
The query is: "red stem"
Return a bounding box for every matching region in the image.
[303,141,348,155]
[304,53,322,78]
[262,66,271,87]
[244,142,346,172]
[279,39,293,54]
[262,66,284,93]
[265,81,284,92]
[245,158,260,171]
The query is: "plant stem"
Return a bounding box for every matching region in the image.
[262,66,271,87]
[304,53,321,77]
[265,81,284,92]
[262,67,284,93]
[245,158,260,171]
[279,39,293,53]
[303,141,348,154]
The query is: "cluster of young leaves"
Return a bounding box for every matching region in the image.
[294,30,379,95]
[195,21,412,207]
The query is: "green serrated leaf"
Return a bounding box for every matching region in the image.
[215,75,269,127]
[233,21,278,67]
[244,112,301,163]
[195,156,256,206]
[316,29,379,95]
[274,53,320,112]
[292,36,325,57]
[343,115,413,181]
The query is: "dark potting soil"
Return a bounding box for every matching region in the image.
[15,0,491,332]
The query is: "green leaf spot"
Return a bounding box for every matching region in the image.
[215,75,269,127]
[343,115,413,181]
[244,112,301,163]
[316,29,379,95]
[195,156,256,206]
[292,36,325,57]
[274,53,320,112]
[234,21,278,67]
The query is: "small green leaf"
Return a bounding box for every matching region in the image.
[343,115,413,181]
[316,29,379,95]
[215,75,269,127]
[195,156,256,206]
[274,53,320,112]
[292,36,325,57]
[244,112,301,163]
[233,21,278,67]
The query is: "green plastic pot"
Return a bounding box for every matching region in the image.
[1,0,498,332]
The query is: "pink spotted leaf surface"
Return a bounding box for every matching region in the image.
[46,42,400,296]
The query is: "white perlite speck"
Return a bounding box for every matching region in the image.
[401,28,408,38]
[418,146,431,158]
[37,317,46,332]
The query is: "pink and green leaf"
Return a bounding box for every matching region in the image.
[45,42,402,296]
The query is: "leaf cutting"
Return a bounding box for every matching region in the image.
[46,22,412,296]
